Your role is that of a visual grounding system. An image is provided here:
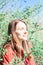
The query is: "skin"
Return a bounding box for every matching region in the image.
[2,21,36,65]
[15,22,28,43]
[15,22,28,65]
[14,22,36,65]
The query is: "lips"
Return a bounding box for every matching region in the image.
[21,35,27,40]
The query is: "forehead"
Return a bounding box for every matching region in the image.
[16,22,26,29]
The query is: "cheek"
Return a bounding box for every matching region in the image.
[17,32,23,37]
[15,30,28,39]
[16,31,28,40]
[16,30,24,35]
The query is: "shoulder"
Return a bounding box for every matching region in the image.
[4,42,11,49]
[3,42,15,55]
[4,42,12,50]
[3,42,16,63]
[3,42,15,57]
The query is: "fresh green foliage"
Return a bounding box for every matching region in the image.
[0,3,43,65]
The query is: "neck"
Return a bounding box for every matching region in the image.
[18,38,22,46]
[12,36,23,47]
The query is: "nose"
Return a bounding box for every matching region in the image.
[24,31,27,34]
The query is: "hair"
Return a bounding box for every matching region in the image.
[8,19,28,35]
[8,19,29,57]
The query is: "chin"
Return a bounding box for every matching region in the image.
[23,39,27,40]
[18,36,27,40]
[22,38,27,40]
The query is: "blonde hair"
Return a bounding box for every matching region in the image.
[8,19,29,56]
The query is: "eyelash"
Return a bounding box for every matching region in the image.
[20,27,26,30]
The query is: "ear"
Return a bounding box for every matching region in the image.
[12,32,20,44]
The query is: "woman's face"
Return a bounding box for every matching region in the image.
[15,22,28,40]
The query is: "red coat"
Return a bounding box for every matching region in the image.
[1,42,36,65]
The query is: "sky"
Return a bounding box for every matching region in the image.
[0,0,43,13]
[0,0,43,40]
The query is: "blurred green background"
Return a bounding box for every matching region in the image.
[0,0,43,65]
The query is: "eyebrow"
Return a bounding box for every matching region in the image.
[18,27,26,30]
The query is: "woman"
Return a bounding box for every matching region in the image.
[1,19,36,65]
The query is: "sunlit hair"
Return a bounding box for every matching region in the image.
[8,19,28,35]
[8,19,29,55]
